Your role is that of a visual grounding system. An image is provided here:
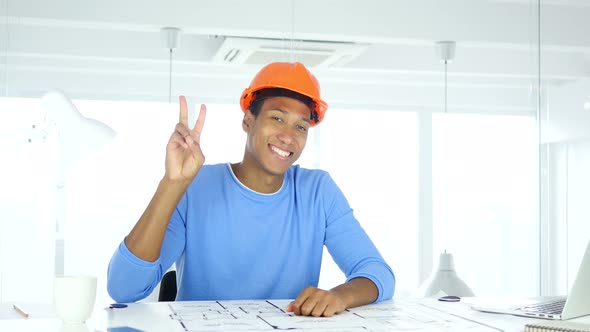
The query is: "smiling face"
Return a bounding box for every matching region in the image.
[242,96,311,179]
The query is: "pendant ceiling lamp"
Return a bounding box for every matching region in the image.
[419,41,474,298]
[419,250,475,298]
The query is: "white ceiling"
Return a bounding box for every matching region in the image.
[1,0,589,115]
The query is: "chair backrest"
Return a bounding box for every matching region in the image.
[158,270,177,302]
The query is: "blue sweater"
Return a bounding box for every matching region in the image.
[107,163,395,303]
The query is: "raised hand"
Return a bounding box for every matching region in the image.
[165,95,207,182]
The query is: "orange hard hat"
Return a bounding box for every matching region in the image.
[240,62,328,126]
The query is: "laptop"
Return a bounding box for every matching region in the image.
[472,239,590,320]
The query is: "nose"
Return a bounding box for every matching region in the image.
[277,127,296,145]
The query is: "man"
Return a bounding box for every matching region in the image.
[107,62,395,317]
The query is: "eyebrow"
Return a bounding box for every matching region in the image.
[269,108,311,124]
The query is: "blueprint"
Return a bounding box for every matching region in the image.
[168,299,502,331]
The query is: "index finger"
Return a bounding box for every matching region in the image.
[289,287,315,316]
[179,95,188,126]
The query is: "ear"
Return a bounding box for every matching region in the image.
[242,110,255,132]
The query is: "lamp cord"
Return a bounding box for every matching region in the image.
[444,60,448,113]
[168,48,173,103]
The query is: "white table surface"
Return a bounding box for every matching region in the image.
[1,297,589,332]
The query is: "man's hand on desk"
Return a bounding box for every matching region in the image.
[286,277,379,317]
[286,286,346,317]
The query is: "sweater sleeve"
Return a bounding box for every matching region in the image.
[106,200,187,303]
[321,173,395,302]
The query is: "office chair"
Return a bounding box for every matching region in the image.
[158,270,177,302]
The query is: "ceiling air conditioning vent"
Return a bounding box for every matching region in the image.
[212,37,368,68]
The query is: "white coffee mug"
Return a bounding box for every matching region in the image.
[54,275,97,325]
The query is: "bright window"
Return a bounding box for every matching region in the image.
[316,109,419,296]
[432,113,538,296]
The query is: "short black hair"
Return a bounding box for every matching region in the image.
[249,88,315,119]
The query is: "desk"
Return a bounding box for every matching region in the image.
[1,298,589,332]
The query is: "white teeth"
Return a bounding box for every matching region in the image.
[271,145,290,158]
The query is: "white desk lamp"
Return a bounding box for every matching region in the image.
[0,91,115,302]
[41,90,115,188]
[41,90,115,277]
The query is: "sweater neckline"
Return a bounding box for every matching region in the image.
[225,163,287,196]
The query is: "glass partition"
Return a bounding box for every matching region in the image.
[539,1,590,296]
